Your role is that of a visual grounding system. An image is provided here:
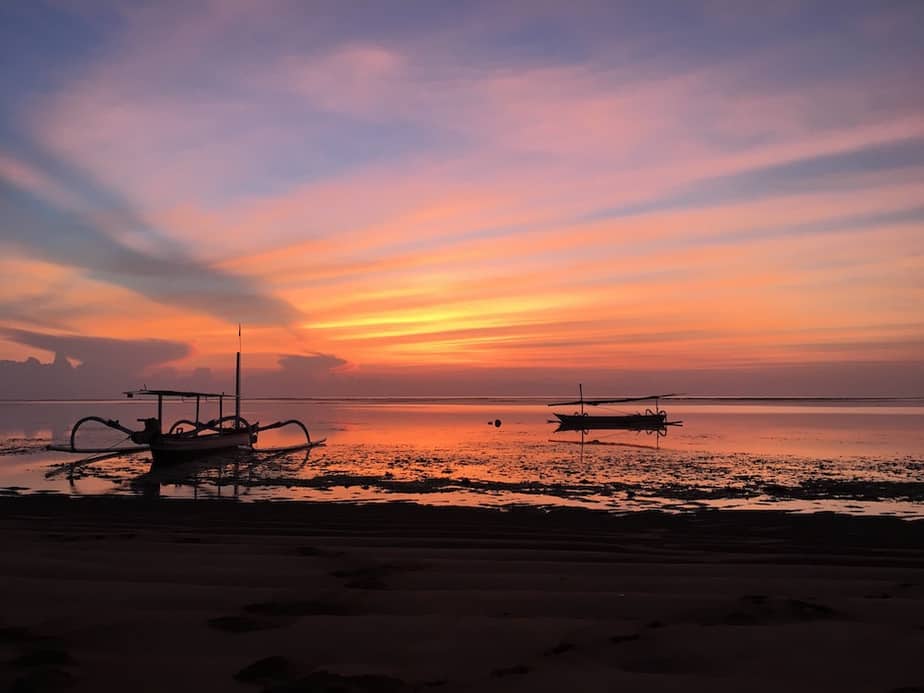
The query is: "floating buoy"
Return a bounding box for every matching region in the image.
[494,419,502,428]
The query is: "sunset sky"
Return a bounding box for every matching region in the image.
[1,1,923,397]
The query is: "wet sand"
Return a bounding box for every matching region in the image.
[1,497,922,692]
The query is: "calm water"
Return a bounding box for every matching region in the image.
[1,398,922,517]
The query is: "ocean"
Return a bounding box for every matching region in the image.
[1,398,922,516]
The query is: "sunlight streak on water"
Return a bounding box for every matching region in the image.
[1,399,922,516]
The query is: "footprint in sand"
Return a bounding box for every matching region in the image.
[0,627,35,644]
[491,664,531,678]
[542,641,575,657]
[232,659,444,691]
[710,595,840,626]
[4,635,79,693]
[294,545,342,557]
[259,669,412,692]
[609,633,641,645]
[11,650,75,668]
[207,615,271,633]
[208,597,351,634]
[233,655,295,685]
[330,561,425,590]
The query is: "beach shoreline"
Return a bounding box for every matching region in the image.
[1,496,922,692]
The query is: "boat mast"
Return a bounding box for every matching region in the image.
[235,324,242,430]
[579,383,584,415]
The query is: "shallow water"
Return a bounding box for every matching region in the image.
[1,398,922,517]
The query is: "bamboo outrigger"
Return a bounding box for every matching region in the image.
[48,348,322,464]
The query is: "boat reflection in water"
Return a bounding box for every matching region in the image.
[548,385,683,459]
[549,424,676,464]
[46,444,320,500]
[137,443,321,499]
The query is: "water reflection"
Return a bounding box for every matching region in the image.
[128,446,315,499]
[1,399,922,516]
[549,427,669,468]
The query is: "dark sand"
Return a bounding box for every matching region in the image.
[1,497,922,692]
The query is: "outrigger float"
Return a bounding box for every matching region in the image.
[48,350,323,465]
[549,385,683,433]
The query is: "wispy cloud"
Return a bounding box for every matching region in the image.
[0,145,301,326]
[0,327,188,370]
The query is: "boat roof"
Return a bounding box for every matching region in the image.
[548,393,678,407]
[124,389,226,399]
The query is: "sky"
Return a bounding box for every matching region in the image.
[1,0,923,397]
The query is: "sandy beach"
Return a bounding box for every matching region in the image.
[1,497,922,692]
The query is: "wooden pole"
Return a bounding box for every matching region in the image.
[235,352,241,430]
[235,324,242,431]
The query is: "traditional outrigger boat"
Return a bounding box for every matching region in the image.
[48,350,322,465]
[549,385,683,432]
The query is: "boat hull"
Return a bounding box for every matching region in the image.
[554,412,667,431]
[150,429,255,465]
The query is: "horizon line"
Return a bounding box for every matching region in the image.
[2,395,923,404]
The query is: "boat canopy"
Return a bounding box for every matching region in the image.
[548,393,679,407]
[124,389,226,399]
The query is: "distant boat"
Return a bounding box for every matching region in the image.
[548,385,683,432]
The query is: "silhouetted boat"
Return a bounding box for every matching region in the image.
[49,348,322,465]
[553,411,669,430]
[549,386,682,432]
